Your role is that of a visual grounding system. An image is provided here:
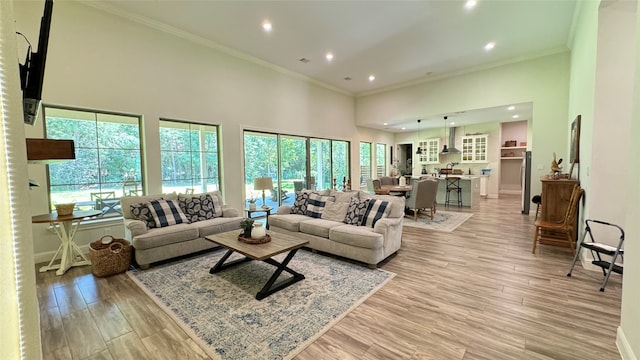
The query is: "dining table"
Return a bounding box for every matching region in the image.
[381,184,412,196]
[32,209,103,275]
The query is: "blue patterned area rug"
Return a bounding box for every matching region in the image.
[127,249,394,360]
[403,210,473,232]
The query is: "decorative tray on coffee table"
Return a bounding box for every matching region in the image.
[237,233,271,244]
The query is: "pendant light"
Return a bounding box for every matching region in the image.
[415,119,423,155]
[441,116,449,153]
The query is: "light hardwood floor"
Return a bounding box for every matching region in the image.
[37,194,623,359]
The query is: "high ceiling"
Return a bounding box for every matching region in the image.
[92,0,579,130]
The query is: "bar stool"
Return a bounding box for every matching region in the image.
[445,176,462,207]
[532,195,542,220]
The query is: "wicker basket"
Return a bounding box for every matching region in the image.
[89,235,132,277]
[55,203,75,216]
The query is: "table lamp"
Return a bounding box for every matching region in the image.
[254,177,273,208]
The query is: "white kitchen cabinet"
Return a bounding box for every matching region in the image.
[418,138,440,164]
[461,135,488,163]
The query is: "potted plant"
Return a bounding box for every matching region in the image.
[240,218,254,238]
[247,196,257,211]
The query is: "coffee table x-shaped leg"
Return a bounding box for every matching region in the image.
[209,248,305,300]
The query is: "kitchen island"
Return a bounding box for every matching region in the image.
[414,175,481,207]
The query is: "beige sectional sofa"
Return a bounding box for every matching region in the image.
[268,190,404,268]
[121,191,242,268]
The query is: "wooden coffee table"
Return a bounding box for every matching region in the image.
[205,230,309,300]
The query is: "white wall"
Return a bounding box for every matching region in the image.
[356,52,572,203]
[0,1,42,358]
[620,2,640,357]
[589,4,636,242]
[12,1,383,259]
[567,1,639,358]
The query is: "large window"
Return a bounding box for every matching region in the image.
[43,106,142,218]
[159,120,220,194]
[244,131,350,212]
[359,142,372,187]
[331,140,350,189]
[375,143,386,178]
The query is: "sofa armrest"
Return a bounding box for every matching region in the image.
[124,218,147,240]
[373,217,402,232]
[222,206,240,218]
[277,206,292,215]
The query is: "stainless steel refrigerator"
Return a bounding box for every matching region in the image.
[521,151,532,214]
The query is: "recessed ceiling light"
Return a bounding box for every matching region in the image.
[450,122,455,126]
[508,106,515,111]
[383,122,388,126]
[325,52,334,62]
[512,115,520,119]
[484,42,496,51]
[262,21,272,32]
[401,127,406,130]
[464,0,477,10]
[368,75,376,82]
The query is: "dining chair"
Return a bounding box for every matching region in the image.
[405,179,438,220]
[532,184,584,255]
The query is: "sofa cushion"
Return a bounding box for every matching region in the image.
[269,214,310,232]
[344,197,370,225]
[132,223,199,250]
[196,217,244,238]
[361,199,391,228]
[130,202,157,229]
[328,190,358,204]
[146,199,190,227]
[305,193,335,218]
[329,225,384,249]
[299,218,344,238]
[206,191,224,217]
[321,201,350,222]
[178,194,216,223]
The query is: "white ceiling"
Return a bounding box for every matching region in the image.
[93,0,578,131]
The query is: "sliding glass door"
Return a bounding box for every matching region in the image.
[310,139,330,191]
[244,131,350,211]
[244,132,278,209]
[279,135,307,206]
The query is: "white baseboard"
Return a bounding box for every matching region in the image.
[617,326,638,360]
[486,194,499,199]
[34,244,91,265]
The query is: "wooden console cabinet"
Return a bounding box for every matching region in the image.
[539,178,580,247]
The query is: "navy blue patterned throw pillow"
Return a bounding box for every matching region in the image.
[291,191,313,215]
[130,202,157,229]
[305,193,335,218]
[361,199,391,227]
[146,199,190,228]
[344,197,370,226]
[179,194,215,223]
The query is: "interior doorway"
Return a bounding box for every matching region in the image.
[396,143,413,176]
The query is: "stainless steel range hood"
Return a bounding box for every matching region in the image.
[441,126,460,154]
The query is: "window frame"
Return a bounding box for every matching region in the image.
[42,105,143,218]
[159,118,221,194]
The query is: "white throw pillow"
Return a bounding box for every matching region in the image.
[321,201,350,222]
